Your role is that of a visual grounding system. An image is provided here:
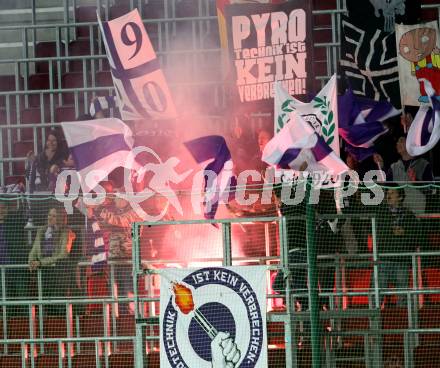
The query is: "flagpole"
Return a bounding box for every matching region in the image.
[305,177,321,368]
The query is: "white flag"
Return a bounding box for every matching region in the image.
[61,118,138,192]
[275,74,340,155]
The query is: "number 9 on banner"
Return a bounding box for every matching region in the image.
[98,8,177,120]
[120,21,143,60]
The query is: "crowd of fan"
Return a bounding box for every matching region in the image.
[0,100,437,315]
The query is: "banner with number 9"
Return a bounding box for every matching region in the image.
[98,9,177,121]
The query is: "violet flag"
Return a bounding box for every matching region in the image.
[338,89,399,161]
[184,135,237,220]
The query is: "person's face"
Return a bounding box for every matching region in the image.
[258,131,271,152]
[396,137,407,157]
[387,189,402,208]
[64,154,75,168]
[399,28,437,63]
[47,208,58,226]
[46,134,58,152]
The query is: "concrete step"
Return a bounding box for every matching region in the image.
[0,27,63,43]
[0,7,74,25]
[0,0,98,10]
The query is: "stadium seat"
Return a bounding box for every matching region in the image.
[414,344,440,367]
[28,73,56,108]
[6,316,32,353]
[75,314,107,353]
[419,306,440,344]
[72,354,100,368]
[0,107,17,127]
[115,315,135,351]
[423,268,440,303]
[35,354,64,368]
[381,308,408,355]
[109,5,130,20]
[35,42,65,74]
[21,107,49,125]
[75,6,101,38]
[109,353,134,367]
[68,40,97,72]
[146,352,160,368]
[86,272,110,314]
[61,72,89,105]
[175,0,199,17]
[13,140,33,158]
[0,355,24,367]
[0,75,22,108]
[267,321,284,345]
[19,107,49,143]
[341,317,370,348]
[96,71,113,88]
[143,1,165,19]
[54,105,77,123]
[345,268,373,307]
[37,316,69,353]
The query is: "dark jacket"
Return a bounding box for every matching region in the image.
[376,204,417,261]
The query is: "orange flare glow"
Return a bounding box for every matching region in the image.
[173,282,195,314]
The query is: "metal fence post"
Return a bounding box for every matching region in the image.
[222,222,232,266]
[306,179,321,367]
[279,215,294,368]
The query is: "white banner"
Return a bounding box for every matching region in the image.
[160,266,267,368]
[98,9,176,121]
[275,74,340,155]
[396,21,440,107]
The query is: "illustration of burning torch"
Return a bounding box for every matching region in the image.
[172,282,241,367]
[172,282,218,339]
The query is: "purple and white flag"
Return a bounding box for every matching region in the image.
[184,136,236,220]
[406,79,440,156]
[61,118,138,192]
[339,89,398,149]
[263,110,348,175]
[89,95,117,117]
[98,9,176,121]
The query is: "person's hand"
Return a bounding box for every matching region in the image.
[373,154,384,169]
[299,161,308,171]
[27,150,36,161]
[91,97,105,119]
[29,260,40,271]
[211,332,241,368]
[400,113,413,131]
[50,164,60,175]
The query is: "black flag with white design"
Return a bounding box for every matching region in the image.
[340,16,401,109]
[346,0,421,33]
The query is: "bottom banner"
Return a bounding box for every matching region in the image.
[160,266,268,368]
